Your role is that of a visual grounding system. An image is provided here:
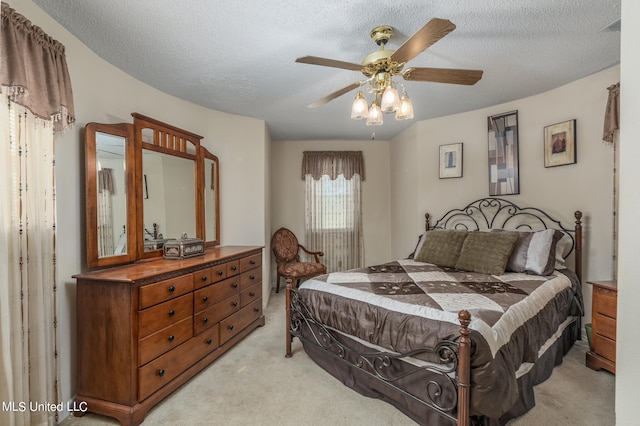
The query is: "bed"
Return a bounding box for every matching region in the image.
[284,198,583,426]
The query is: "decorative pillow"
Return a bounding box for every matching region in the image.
[554,233,573,269]
[408,232,427,259]
[414,230,468,267]
[455,231,519,276]
[493,229,564,275]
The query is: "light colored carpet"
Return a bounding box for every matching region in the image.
[60,290,615,426]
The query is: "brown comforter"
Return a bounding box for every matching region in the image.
[297,258,583,419]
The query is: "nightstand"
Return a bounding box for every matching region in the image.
[586,280,617,374]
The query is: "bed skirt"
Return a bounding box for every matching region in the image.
[298,316,580,426]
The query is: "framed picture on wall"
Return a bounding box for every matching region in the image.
[488,111,520,196]
[439,143,463,178]
[544,119,577,167]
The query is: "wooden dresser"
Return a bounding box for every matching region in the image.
[73,246,264,425]
[586,280,617,374]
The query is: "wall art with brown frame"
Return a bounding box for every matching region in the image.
[544,119,576,167]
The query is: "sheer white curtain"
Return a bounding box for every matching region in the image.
[303,151,364,273]
[0,100,59,426]
[97,168,115,257]
[1,3,75,424]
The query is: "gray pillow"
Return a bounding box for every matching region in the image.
[455,231,519,276]
[493,229,564,275]
[414,230,468,267]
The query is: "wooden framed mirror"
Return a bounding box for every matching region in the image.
[133,113,203,260]
[84,122,136,268]
[201,146,220,247]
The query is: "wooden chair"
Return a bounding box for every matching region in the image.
[271,227,327,293]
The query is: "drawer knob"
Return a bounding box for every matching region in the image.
[168,285,176,293]
[232,301,238,307]
[201,276,208,282]
[203,317,209,324]
[231,265,237,271]
[217,270,224,276]
[168,310,175,317]
[254,307,259,313]
[250,259,256,265]
[249,275,256,280]
[158,369,165,377]
[249,291,256,297]
[206,339,213,345]
[232,282,238,288]
[203,296,209,302]
[168,335,175,342]
[228,324,234,330]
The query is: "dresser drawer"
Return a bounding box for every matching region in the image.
[594,289,617,319]
[139,274,193,309]
[139,293,193,338]
[138,325,217,401]
[194,276,240,313]
[139,316,193,366]
[240,267,261,291]
[240,283,261,307]
[219,298,262,345]
[193,263,228,290]
[239,253,261,272]
[226,260,240,277]
[194,294,240,335]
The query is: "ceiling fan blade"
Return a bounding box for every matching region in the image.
[308,82,362,108]
[403,67,483,85]
[296,56,363,71]
[391,18,456,64]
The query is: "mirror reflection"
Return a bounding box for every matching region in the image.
[204,155,217,243]
[142,150,197,251]
[96,132,127,258]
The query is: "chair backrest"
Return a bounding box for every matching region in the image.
[271,227,299,263]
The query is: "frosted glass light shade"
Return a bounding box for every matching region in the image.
[366,100,383,126]
[350,91,369,120]
[395,92,414,120]
[380,85,400,113]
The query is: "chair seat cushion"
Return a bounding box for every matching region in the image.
[280,262,326,278]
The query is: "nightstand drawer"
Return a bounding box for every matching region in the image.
[594,289,617,319]
[594,314,616,341]
[592,334,616,363]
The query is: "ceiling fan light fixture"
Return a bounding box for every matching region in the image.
[380,83,400,113]
[395,90,414,120]
[366,99,383,126]
[350,90,369,120]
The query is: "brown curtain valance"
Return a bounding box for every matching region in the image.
[98,168,115,194]
[301,151,365,181]
[603,82,620,145]
[1,2,75,132]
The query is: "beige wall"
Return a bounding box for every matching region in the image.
[270,139,392,277]
[616,0,639,423]
[11,0,270,414]
[390,65,620,328]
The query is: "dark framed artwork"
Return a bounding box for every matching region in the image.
[488,111,519,196]
[544,119,576,167]
[439,143,463,178]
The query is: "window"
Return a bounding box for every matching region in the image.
[302,151,364,272]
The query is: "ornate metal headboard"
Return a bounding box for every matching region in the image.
[425,198,583,280]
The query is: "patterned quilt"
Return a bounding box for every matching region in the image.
[297,258,583,418]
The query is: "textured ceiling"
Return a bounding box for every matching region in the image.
[32,0,620,141]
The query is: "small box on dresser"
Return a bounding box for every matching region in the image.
[586,280,617,374]
[73,246,264,426]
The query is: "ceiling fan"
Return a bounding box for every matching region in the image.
[296,18,483,124]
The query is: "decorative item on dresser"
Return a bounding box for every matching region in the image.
[586,280,617,374]
[73,246,264,425]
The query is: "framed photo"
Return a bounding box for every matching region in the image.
[544,119,576,167]
[439,143,463,178]
[488,111,519,195]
